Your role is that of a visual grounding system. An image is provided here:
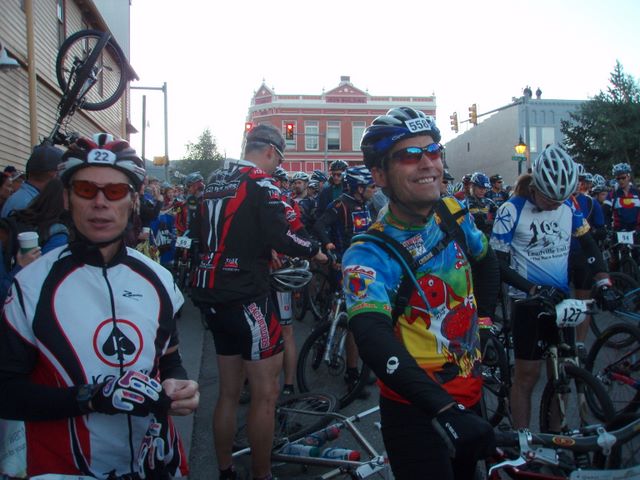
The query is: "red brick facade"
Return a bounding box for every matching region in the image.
[245,76,436,173]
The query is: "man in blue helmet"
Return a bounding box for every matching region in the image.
[343,107,499,479]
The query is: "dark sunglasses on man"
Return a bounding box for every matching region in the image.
[391,143,443,164]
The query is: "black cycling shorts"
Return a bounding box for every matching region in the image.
[379,396,481,480]
[511,302,575,361]
[205,294,284,360]
[569,251,594,290]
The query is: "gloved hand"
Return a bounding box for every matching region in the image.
[595,278,622,311]
[532,285,566,306]
[431,403,496,459]
[137,415,171,479]
[90,371,172,417]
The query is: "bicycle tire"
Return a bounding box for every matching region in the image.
[56,29,127,112]
[479,329,510,426]
[620,257,640,283]
[589,272,640,343]
[292,289,308,322]
[307,269,332,321]
[539,362,615,434]
[585,323,640,415]
[593,412,640,469]
[297,315,371,408]
[234,392,337,450]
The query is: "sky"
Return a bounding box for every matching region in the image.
[128,0,640,163]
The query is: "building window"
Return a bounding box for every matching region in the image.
[283,121,296,150]
[541,127,555,149]
[327,121,340,151]
[528,127,538,154]
[352,121,365,151]
[57,0,65,47]
[305,121,319,151]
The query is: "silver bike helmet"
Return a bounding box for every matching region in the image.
[270,260,312,292]
[531,145,578,202]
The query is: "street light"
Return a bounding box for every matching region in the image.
[131,83,169,180]
[514,136,527,176]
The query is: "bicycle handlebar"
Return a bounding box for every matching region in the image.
[493,416,640,455]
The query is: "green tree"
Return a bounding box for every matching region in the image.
[172,128,225,182]
[561,61,640,176]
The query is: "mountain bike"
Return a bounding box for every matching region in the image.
[486,413,640,478]
[603,230,640,282]
[297,287,372,409]
[586,322,640,415]
[42,29,127,146]
[478,317,512,427]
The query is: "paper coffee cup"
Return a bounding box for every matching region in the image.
[17,231,39,253]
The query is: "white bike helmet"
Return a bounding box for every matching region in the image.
[531,145,578,202]
[270,260,312,292]
[291,171,310,182]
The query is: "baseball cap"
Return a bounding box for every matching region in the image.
[26,145,64,174]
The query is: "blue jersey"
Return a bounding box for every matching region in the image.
[342,198,488,407]
[571,193,604,252]
[604,185,640,232]
[490,195,589,295]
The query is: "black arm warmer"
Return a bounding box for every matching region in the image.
[0,376,85,421]
[577,231,608,275]
[496,250,536,293]
[470,245,500,318]
[159,348,188,381]
[349,312,454,416]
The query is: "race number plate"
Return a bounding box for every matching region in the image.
[175,236,192,249]
[616,231,634,245]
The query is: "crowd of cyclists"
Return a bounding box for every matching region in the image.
[0,106,638,480]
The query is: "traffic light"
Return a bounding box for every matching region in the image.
[285,123,294,140]
[469,104,478,126]
[449,112,458,133]
[245,122,253,132]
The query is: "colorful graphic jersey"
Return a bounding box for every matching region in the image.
[604,186,640,232]
[490,195,589,295]
[343,201,488,407]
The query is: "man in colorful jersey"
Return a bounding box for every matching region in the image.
[603,162,640,263]
[0,134,199,479]
[343,107,498,480]
[490,145,616,429]
[190,124,326,480]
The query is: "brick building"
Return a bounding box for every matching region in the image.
[245,76,437,173]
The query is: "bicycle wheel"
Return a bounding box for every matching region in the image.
[620,256,640,283]
[56,29,127,112]
[307,269,332,321]
[590,272,640,342]
[479,329,510,426]
[539,363,615,433]
[234,392,337,450]
[297,314,371,408]
[585,323,640,415]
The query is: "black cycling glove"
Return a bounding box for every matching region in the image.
[595,277,622,311]
[533,285,566,306]
[89,371,172,417]
[431,403,496,459]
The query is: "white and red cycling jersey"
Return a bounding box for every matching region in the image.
[0,242,187,479]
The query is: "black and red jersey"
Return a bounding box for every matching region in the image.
[191,159,319,304]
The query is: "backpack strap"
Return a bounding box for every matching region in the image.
[435,197,470,258]
[352,229,419,324]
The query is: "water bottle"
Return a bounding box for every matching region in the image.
[320,447,361,461]
[280,443,320,457]
[302,425,341,447]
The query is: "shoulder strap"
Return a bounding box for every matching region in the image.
[435,198,470,257]
[352,230,418,324]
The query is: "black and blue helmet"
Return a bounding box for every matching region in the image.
[360,107,441,169]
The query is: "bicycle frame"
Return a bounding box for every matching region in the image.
[323,292,347,365]
[234,406,389,479]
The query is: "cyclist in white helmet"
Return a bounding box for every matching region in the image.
[491,144,617,429]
